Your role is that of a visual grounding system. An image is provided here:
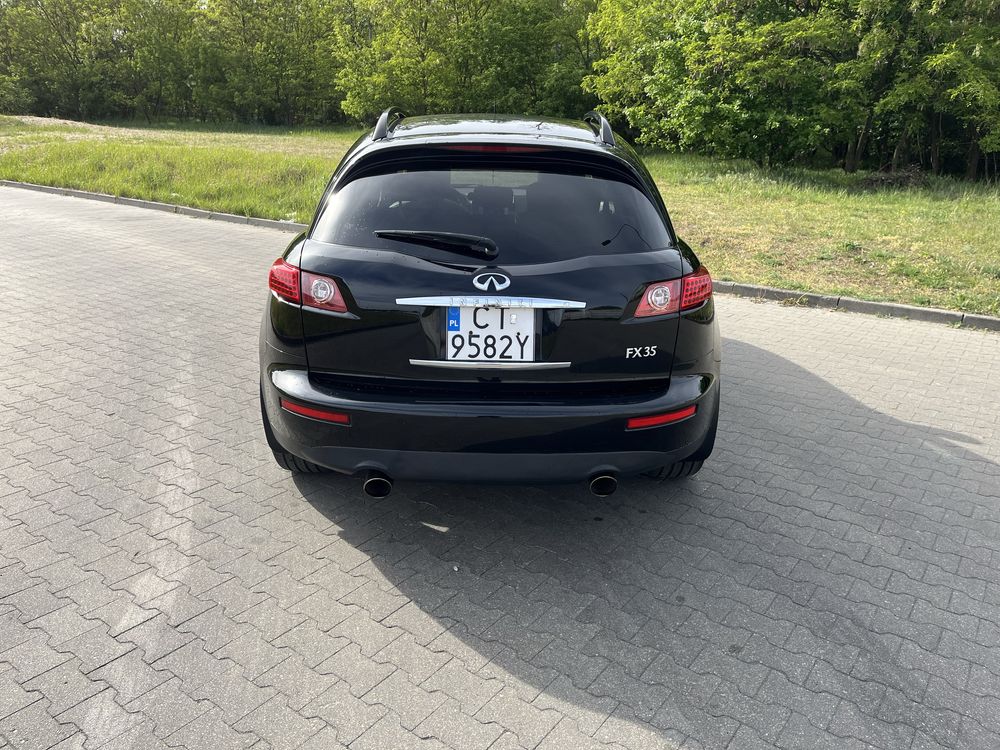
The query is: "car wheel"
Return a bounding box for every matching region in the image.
[644,387,719,480]
[644,460,704,480]
[271,448,327,474]
[260,385,328,474]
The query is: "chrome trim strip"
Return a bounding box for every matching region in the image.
[395,296,586,309]
[409,359,571,370]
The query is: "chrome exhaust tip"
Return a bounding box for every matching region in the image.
[362,471,393,498]
[589,474,618,497]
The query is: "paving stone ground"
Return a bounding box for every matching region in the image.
[1,186,999,750]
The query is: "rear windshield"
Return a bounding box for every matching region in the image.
[311,167,672,263]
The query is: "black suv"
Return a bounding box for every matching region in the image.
[260,110,720,496]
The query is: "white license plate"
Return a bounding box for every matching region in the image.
[445,307,535,362]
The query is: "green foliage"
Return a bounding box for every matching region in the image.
[585,0,1000,174]
[0,0,997,175]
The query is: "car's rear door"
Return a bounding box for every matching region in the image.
[298,150,686,389]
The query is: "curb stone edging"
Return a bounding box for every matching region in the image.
[3,179,998,331]
[713,281,999,330]
[1,180,309,233]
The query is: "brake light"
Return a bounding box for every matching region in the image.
[634,266,713,318]
[302,271,347,313]
[681,266,713,309]
[280,399,350,425]
[627,405,697,430]
[268,258,300,303]
[441,145,550,153]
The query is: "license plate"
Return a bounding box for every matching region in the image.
[445,307,535,362]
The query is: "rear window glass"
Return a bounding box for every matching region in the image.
[311,168,671,263]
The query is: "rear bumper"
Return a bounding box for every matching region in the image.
[262,367,719,482]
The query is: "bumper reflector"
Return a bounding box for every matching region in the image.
[280,398,351,425]
[627,404,697,430]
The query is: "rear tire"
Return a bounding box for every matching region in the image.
[644,460,703,480]
[643,385,719,481]
[260,384,328,474]
[271,449,327,474]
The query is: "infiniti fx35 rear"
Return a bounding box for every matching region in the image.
[259,111,721,495]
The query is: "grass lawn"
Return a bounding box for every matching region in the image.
[2,115,998,316]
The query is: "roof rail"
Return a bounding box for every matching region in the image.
[373,107,406,141]
[583,111,616,147]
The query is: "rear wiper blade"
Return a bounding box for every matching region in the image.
[374,230,498,259]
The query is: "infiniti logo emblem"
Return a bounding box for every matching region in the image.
[472,272,511,292]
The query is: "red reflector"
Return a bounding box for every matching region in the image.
[268,258,300,303]
[280,399,350,425]
[441,144,550,153]
[627,405,697,430]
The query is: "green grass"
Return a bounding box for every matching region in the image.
[2,115,998,316]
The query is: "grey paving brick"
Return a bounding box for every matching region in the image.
[21,658,105,715]
[415,700,504,750]
[829,699,916,749]
[25,604,100,645]
[271,621,347,669]
[315,643,395,697]
[124,678,210,737]
[254,654,338,711]
[177,606,252,653]
[117,613,193,662]
[351,714,448,750]
[593,706,682,749]
[363,670,448,730]
[301,680,388,744]
[56,689,144,748]
[475,687,561,749]
[421,657,503,714]
[531,675,617,736]
[0,672,41,720]
[164,706,258,750]
[89,651,170,703]
[234,696,322,750]
[373,633,451,683]
[1,634,73,682]
[0,699,77,750]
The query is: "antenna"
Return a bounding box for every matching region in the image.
[583,111,616,147]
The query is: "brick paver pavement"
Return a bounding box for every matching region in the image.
[2,186,999,750]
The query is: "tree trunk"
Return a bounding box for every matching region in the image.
[929,112,941,175]
[854,112,874,171]
[845,138,858,173]
[891,132,908,171]
[965,127,981,181]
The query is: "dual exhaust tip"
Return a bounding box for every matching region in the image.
[361,470,618,498]
[362,471,393,498]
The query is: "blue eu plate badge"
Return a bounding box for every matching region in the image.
[447,307,461,331]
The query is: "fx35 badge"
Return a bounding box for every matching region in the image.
[626,346,658,359]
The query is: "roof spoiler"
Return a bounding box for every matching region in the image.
[583,111,616,147]
[373,107,406,141]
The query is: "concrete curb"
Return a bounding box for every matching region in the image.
[0,180,308,234]
[712,281,999,331]
[3,179,998,331]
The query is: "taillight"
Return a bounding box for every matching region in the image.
[268,258,347,313]
[635,266,713,318]
[302,272,347,313]
[681,266,713,309]
[268,258,300,303]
